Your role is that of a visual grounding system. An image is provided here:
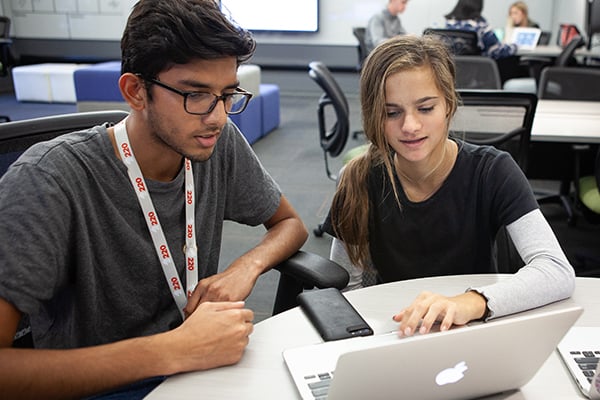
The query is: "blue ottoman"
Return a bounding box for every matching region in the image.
[229,97,262,145]
[260,84,280,136]
[74,61,128,111]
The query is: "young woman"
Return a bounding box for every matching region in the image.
[445,0,517,59]
[504,1,540,44]
[327,35,574,337]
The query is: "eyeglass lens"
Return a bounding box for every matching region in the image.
[186,92,249,115]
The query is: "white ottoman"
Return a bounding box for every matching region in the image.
[13,63,90,103]
[237,64,261,96]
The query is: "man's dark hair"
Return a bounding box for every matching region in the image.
[121,0,256,77]
[444,0,483,20]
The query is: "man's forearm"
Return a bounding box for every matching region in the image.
[246,216,308,275]
[0,333,171,400]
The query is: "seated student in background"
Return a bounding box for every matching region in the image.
[326,35,575,338]
[503,1,540,44]
[0,0,308,398]
[365,0,409,54]
[445,0,518,59]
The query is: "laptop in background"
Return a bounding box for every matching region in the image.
[283,305,582,400]
[538,31,551,46]
[511,27,542,50]
[557,327,600,399]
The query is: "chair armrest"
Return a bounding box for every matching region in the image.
[272,251,350,315]
[274,250,349,290]
[519,55,553,65]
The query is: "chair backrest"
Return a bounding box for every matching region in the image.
[595,146,600,191]
[451,90,538,173]
[555,35,586,67]
[588,0,600,50]
[538,66,600,101]
[352,27,369,70]
[0,16,9,39]
[0,110,129,177]
[454,55,501,89]
[538,31,552,45]
[0,16,13,77]
[307,61,350,180]
[423,28,480,55]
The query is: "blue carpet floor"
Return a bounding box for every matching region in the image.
[0,93,77,121]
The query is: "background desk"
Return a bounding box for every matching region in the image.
[146,275,600,400]
[531,100,600,144]
[517,45,600,58]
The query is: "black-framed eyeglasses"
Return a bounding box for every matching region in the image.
[139,76,253,115]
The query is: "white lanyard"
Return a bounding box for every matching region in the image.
[114,119,198,320]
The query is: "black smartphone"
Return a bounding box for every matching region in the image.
[297,287,374,341]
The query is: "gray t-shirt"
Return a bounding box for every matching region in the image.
[365,8,406,53]
[0,120,281,349]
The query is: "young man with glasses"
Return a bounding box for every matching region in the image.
[0,0,308,398]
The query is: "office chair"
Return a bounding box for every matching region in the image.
[307,61,364,237]
[538,66,600,101]
[352,27,369,71]
[423,28,480,56]
[0,16,13,78]
[0,16,14,122]
[538,31,552,46]
[307,61,351,183]
[452,90,537,173]
[571,146,600,277]
[503,36,585,94]
[1,111,349,346]
[454,55,502,89]
[587,0,600,51]
[575,146,600,222]
[534,66,600,226]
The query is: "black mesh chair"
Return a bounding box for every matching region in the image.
[1,111,349,347]
[538,66,600,100]
[308,61,368,237]
[535,66,600,226]
[352,27,369,71]
[587,0,600,51]
[0,16,13,78]
[454,55,502,89]
[308,61,351,182]
[503,36,585,93]
[538,31,552,45]
[452,90,537,172]
[423,28,480,55]
[571,146,600,277]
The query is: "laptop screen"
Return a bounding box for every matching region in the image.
[511,27,542,50]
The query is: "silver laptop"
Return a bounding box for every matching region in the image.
[283,305,582,400]
[510,27,542,50]
[557,327,600,399]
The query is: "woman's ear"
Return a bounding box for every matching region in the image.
[118,73,147,111]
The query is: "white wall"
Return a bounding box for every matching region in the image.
[254,0,585,46]
[1,0,588,46]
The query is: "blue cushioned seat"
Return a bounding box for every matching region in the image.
[259,84,280,136]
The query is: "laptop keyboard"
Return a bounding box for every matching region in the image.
[303,370,335,399]
[570,349,600,382]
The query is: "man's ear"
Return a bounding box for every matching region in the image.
[119,73,147,111]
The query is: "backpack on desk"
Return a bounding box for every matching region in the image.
[558,24,584,47]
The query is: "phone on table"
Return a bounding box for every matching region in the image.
[297,287,374,341]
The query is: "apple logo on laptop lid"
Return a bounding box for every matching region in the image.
[435,361,468,386]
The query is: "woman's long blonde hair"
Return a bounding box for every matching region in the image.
[330,35,459,268]
[508,1,532,27]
